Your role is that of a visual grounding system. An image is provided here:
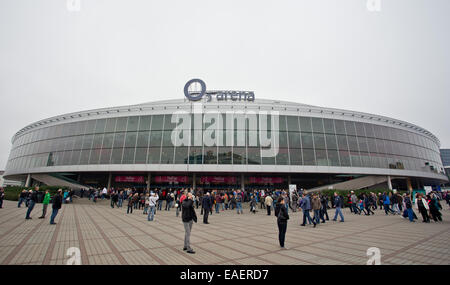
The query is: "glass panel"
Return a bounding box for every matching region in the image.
[79,149,90,164]
[325,134,338,150]
[139,116,151,131]
[147,147,161,164]
[286,116,299,132]
[275,148,289,165]
[116,117,128,132]
[92,134,104,149]
[358,136,369,152]
[339,150,351,166]
[136,131,150,148]
[113,133,125,148]
[323,119,335,134]
[301,133,314,148]
[355,122,365,137]
[151,115,165,131]
[289,148,302,165]
[160,147,174,164]
[189,146,203,164]
[279,131,288,148]
[81,135,94,150]
[247,147,261,165]
[203,147,217,164]
[315,149,328,166]
[364,123,375,138]
[111,148,123,164]
[328,150,340,166]
[105,118,117,132]
[99,149,112,164]
[288,132,301,149]
[217,147,232,164]
[135,148,148,164]
[302,149,315,165]
[313,133,326,149]
[149,130,162,147]
[127,116,139,132]
[85,120,96,134]
[89,149,101,164]
[174,147,189,164]
[124,132,137,148]
[334,120,346,135]
[102,134,114,149]
[162,130,174,146]
[347,136,359,151]
[233,147,246,164]
[345,121,356,135]
[299,117,312,132]
[95,119,106,133]
[122,148,136,164]
[311,118,324,133]
[278,115,287,132]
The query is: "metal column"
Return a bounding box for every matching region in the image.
[387,175,393,191]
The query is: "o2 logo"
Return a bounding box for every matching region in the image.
[184,79,207,101]
[66,247,81,265]
[366,247,381,265]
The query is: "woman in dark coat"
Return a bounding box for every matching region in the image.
[275,197,289,249]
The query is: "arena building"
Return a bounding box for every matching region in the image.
[3,79,448,192]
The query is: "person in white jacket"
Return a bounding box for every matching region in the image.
[415,194,430,223]
[147,192,159,221]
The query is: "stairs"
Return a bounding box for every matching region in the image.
[306,175,388,193]
[31,173,90,190]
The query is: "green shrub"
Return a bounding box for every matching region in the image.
[3,185,69,201]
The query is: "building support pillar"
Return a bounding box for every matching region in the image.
[288,175,292,186]
[241,173,245,191]
[147,173,151,193]
[25,174,31,188]
[192,173,196,191]
[387,175,393,191]
[406,177,413,193]
[107,172,112,191]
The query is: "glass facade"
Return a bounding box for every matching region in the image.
[4,114,445,175]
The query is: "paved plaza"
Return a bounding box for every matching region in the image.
[0,199,449,265]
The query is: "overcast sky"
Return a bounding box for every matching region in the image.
[0,0,449,169]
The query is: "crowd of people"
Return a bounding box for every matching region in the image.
[3,184,449,253]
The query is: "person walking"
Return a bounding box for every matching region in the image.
[364,194,375,215]
[17,190,27,208]
[415,194,430,223]
[127,194,134,214]
[332,192,344,222]
[38,190,51,219]
[320,194,329,221]
[25,188,39,220]
[300,194,316,227]
[275,197,289,249]
[235,190,243,214]
[202,192,212,224]
[403,193,416,222]
[350,191,360,214]
[181,192,197,254]
[50,189,62,224]
[265,194,273,215]
[143,193,150,215]
[147,192,159,221]
[428,193,443,222]
[311,193,322,225]
[383,192,395,215]
[250,196,257,214]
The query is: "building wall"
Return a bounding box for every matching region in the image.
[4,100,446,182]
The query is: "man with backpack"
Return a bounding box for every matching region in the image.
[235,190,243,214]
[202,192,212,224]
[182,192,197,254]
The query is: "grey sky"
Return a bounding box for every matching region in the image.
[1,0,449,169]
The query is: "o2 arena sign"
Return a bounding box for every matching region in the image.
[184,79,255,102]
